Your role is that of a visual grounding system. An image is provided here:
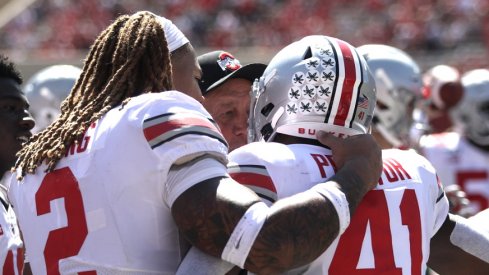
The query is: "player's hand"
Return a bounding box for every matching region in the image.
[445,184,473,217]
[317,131,382,189]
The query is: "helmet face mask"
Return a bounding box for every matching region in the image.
[373,71,417,147]
[357,44,422,148]
[455,69,489,146]
[248,35,376,143]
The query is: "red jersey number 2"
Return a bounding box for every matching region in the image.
[330,189,422,275]
[35,167,89,275]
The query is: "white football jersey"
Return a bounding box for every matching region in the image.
[8,92,228,275]
[0,175,23,275]
[420,132,489,214]
[228,142,449,275]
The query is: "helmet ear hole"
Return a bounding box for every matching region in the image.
[261,103,274,116]
[303,46,313,60]
[260,123,274,141]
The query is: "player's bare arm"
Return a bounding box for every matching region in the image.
[172,133,382,274]
[428,214,489,274]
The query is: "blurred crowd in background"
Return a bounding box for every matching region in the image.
[0,0,488,73]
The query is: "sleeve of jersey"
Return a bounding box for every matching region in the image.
[166,157,229,207]
[415,152,450,236]
[135,92,229,202]
[140,92,228,161]
[432,173,450,235]
[227,143,278,206]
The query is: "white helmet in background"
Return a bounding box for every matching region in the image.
[249,35,376,142]
[423,65,463,110]
[418,64,464,134]
[24,64,81,133]
[455,69,489,146]
[357,44,423,148]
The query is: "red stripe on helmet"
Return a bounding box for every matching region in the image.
[333,40,357,127]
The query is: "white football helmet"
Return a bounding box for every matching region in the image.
[422,65,463,110]
[412,64,464,135]
[454,69,489,146]
[357,44,423,148]
[249,35,376,142]
[24,65,82,133]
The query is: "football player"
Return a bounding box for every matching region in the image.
[357,44,424,150]
[180,36,489,274]
[0,54,35,275]
[357,44,482,274]
[419,68,489,216]
[7,12,382,274]
[358,45,471,217]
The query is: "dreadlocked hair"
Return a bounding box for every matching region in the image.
[15,11,174,178]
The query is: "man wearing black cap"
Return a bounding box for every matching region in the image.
[198,50,266,151]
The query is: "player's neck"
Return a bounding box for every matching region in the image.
[371,131,392,150]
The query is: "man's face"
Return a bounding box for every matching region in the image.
[203,78,252,151]
[0,77,35,176]
[171,45,204,103]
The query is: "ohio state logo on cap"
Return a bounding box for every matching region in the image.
[217,52,242,72]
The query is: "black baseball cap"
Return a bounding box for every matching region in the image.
[198,50,266,96]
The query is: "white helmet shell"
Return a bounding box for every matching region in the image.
[455,69,489,146]
[423,65,462,110]
[357,44,422,148]
[24,65,81,133]
[249,35,376,142]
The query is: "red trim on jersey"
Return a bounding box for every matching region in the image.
[16,247,24,275]
[3,250,13,275]
[229,172,277,193]
[143,117,220,141]
[333,40,356,127]
[436,175,443,189]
